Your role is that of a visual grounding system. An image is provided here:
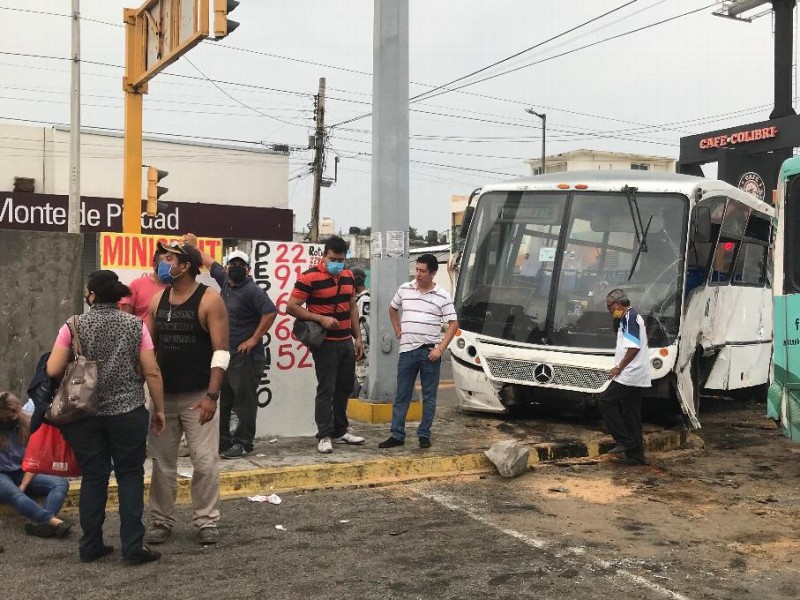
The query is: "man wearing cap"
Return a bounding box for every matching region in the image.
[185,234,277,460]
[145,241,229,546]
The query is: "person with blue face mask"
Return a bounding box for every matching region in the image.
[120,249,168,321]
[287,236,365,454]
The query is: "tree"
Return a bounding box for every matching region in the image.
[408,227,423,241]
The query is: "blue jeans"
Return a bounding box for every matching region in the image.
[390,346,442,441]
[61,406,149,560]
[0,470,68,523]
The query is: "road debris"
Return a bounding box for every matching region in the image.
[485,440,530,478]
[247,494,282,504]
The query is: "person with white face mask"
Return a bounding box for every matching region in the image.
[287,236,365,454]
[599,288,651,466]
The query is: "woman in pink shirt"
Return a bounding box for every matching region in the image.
[47,270,166,565]
[120,249,168,320]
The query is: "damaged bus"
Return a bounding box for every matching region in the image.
[770,156,800,441]
[450,170,774,428]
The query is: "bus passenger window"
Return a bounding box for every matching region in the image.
[711,240,737,283]
[711,199,749,285]
[732,214,770,286]
[687,197,725,293]
[732,243,767,285]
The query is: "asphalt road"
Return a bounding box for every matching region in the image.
[0,482,689,600]
[2,396,797,600]
[4,423,798,600]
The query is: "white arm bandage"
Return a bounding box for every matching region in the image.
[211,350,231,371]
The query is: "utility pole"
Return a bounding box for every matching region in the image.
[367,0,409,402]
[525,108,546,174]
[68,0,81,234]
[309,77,326,243]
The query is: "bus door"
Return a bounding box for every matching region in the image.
[674,197,727,427]
[772,174,800,440]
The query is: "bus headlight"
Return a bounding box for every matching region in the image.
[467,346,477,357]
[457,339,466,350]
[651,358,663,370]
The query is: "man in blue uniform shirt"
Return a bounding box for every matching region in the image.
[185,234,277,459]
[600,289,651,465]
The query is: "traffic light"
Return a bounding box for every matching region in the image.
[146,166,169,217]
[214,0,240,39]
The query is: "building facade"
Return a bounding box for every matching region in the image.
[0,122,289,205]
[525,149,676,176]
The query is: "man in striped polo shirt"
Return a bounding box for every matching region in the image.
[379,254,459,449]
[287,236,365,454]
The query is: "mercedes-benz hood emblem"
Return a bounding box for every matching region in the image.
[533,363,553,384]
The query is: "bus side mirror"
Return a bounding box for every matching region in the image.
[459,206,475,239]
[693,206,712,243]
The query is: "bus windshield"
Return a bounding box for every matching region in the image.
[455,190,687,349]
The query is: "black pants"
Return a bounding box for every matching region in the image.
[597,381,645,460]
[311,340,356,439]
[220,353,266,452]
[61,405,149,560]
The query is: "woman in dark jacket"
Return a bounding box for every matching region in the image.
[47,270,166,565]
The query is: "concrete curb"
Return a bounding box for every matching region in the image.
[3,429,688,516]
[346,398,422,424]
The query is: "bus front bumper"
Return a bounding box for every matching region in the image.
[452,356,507,413]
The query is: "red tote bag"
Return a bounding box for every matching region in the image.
[22,423,81,477]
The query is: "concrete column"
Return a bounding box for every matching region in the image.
[770,0,797,119]
[367,0,409,402]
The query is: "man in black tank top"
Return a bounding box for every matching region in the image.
[145,242,229,546]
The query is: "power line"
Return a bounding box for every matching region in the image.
[409,0,640,104]
[0,5,119,27]
[0,3,778,143]
[183,57,306,127]
[330,2,718,128]
[416,2,719,104]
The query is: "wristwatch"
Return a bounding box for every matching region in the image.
[206,391,220,401]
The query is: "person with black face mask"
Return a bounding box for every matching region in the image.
[183,234,278,459]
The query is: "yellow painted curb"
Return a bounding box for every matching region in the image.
[1,429,687,516]
[347,397,422,423]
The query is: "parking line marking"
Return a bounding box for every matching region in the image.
[416,489,692,600]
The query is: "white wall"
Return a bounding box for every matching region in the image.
[565,156,675,172]
[0,123,289,207]
[0,123,48,192]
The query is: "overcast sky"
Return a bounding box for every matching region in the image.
[0,0,785,234]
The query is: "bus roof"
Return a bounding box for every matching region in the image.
[779,156,800,182]
[479,169,773,215]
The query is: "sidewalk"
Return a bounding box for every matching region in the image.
[46,387,685,512]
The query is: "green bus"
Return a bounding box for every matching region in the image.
[770,156,800,440]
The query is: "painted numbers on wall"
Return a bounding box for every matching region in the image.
[252,242,323,409]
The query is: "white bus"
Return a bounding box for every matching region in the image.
[450,170,774,428]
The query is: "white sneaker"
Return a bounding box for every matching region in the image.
[333,431,366,445]
[317,437,333,454]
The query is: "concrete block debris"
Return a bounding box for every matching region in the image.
[485,440,530,478]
